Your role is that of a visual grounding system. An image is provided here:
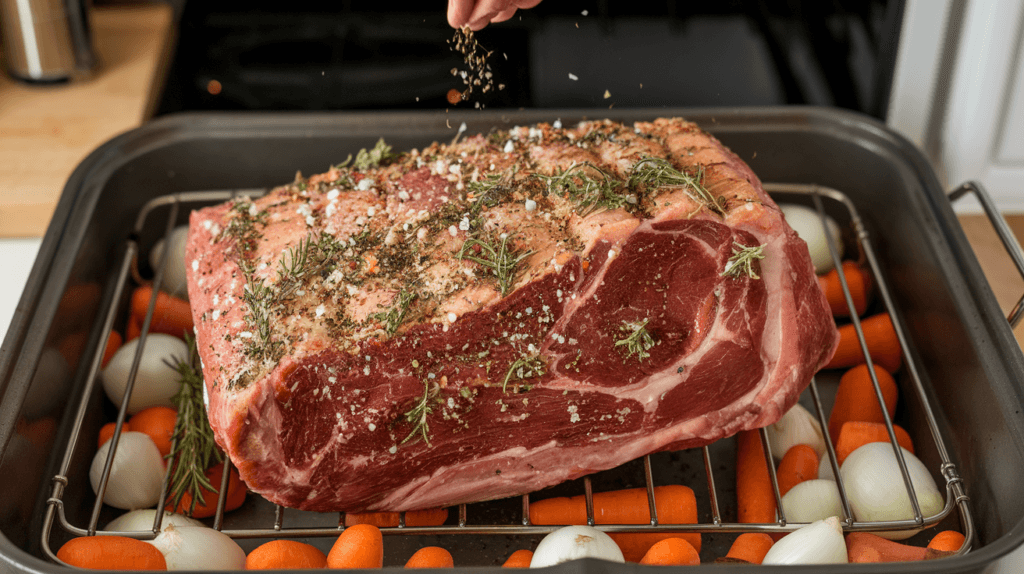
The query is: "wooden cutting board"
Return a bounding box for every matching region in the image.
[0,3,174,238]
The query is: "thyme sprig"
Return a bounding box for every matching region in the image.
[401,379,440,446]
[615,318,656,363]
[722,241,765,279]
[457,234,533,297]
[466,168,516,215]
[628,157,726,216]
[502,355,546,393]
[373,289,417,335]
[166,333,223,516]
[335,138,397,171]
[535,162,629,216]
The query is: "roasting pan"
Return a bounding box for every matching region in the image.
[3,107,1024,573]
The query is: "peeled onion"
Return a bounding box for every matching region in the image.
[762,516,848,565]
[148,524,246,570]
[781,479,845,523]
[149,226,190,300]
[106,509,203,532]
[818,453,837,481]
[101,334,187,414]
[89,431,165,510]
[840,443,944,540]
[530,525,625,567]
[766,402,827,461]
[780,203,843,274]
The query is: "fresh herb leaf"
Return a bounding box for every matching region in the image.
[276,231,343,299]
[166,333,223,516]
[401,379,440,447]
[628,157,726,216]
[615,318,656,363]
[722,241,765,279]
[535,161,629,216]
[373,289,417,335]
[502,355,545,393]
[354,139,397,170]
[457,234,533,297]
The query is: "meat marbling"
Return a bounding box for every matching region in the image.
[185,117,838,512]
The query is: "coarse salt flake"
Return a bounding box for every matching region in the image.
[316,305,325,317]
[503,140,514,153]
[357,178,373,191]
[525,199,537,212]
[459,216,471,231]
[398,190,410,201]
[389,445,398,454]
[368,423,376,431]
[448,312,457,323]
[449,225,459,237]
[568,73,579,81]
[553,119,562,129]
[327,188,340,200]
[191,259,199,271]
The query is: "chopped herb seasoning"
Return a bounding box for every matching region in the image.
[535,161,629,216]
[457,234,533,297]
[372,289,417,336]
[615,318,656,363]
[722,241,765,279]
[502,355,546,393]
[628,157,726,216]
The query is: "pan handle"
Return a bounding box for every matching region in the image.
[948,181,1024,328]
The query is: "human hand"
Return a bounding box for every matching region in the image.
[447,0,543,31]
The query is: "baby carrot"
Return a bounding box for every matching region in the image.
[638,538,700,566]
[847,532,952,563]
[828,364,898,447]
[129,406,177,457]
[928,530,966,552]
[344,508,448,528]
[736,430,776,524]
[130,285,194,340]
[529,485,700,560]
[405,547,454,568]
[818,261,873,318]
[246,540,328,569]
[98,421,131,449]
[502,549,533,568]
[102,330,123,368]
[57,536,167,570]
[165,461,246,518]
[327,524,384,569]
[776,444,819,496]
[724,533,774,564]
[825,313,902,373]
[835,421,914,465]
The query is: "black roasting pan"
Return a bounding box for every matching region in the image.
[3,107,1024,573]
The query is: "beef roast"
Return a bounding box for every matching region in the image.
[185,117,838,512]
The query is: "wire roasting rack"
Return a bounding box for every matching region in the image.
[39,183,975,564]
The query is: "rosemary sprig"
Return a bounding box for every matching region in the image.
[166,333,223,516]
[466,169,515,215]
[373,289,417,335]
[721,241,765,279]
[628,157,726,215]
[502,354,546,393]
[457,234,533,297]
[614,318,656,363]
[535,162,629,216]
[276,231,343,299]
[241,278,278,360]
[401,379,440,446]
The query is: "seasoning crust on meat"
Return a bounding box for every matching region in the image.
[185,117,838,512]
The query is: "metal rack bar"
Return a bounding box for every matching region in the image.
[41,185,975,559]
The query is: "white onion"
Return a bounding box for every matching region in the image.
[530,525,624,567]
[762,516,848,565]
[781,479,845,524]
[89,432,165,510]
[101,334,187,414]
[148,524,246,570]
[818,453,837,481]
[780,203,843,274]
[766,403,827,461]
[149,226,190,300]
[840,443,944,540]
[105,509,203,532]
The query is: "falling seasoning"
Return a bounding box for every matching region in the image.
[603,90,611,99]
[447,26,502,102]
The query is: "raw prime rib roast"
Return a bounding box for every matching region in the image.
[185,117,839,512]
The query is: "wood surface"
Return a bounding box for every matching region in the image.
[958,214,1024,350]
[0,3,174,238]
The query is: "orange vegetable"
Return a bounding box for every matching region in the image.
[405,547,454,569]
[58,331,88,367]
[835,421,914,465]
[736,430,776,524]
[776,444,819,496]
[344,508,448,528]
[98,421,131,449]
[638,538,700,566]
[165,461,246,518]
[928,530,966,552]
[724,533,774,564]
[246,540,328,570]
[502,549,533,568]
[828,364,898,446]
[327,524,384,569]
[818,261,873,317]
[825,313,902,373]
[529,485,700,561]
[129,285,194,340]
[57,536,167,570]
[846,532,951,563]
[102,330,123,368]
[128,406,177,457]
